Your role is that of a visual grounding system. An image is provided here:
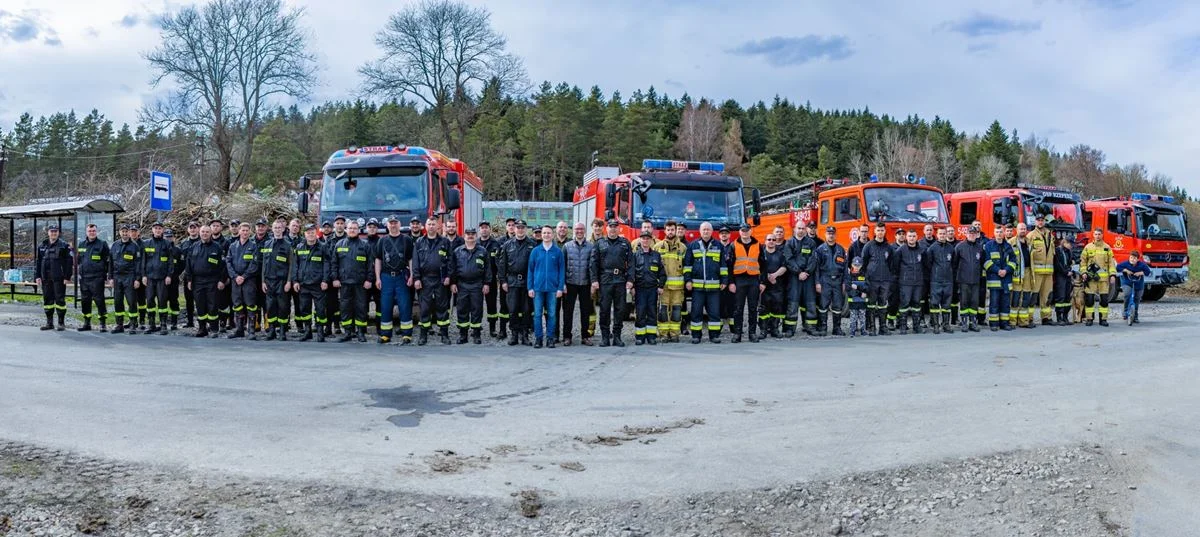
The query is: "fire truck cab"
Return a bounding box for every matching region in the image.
[572,159,762,242]
[753,176,950,248]
[943,184,1085,242]
[296,144,483,235]
[1080,192,1189,301]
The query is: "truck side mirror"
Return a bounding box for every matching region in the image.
[298,174,310,190]
[297,192,309,215]
[445,171,460,187]
[445,189,461,212]
[605,183,616,209]
[604,209,615,221]
[752,188,762,226]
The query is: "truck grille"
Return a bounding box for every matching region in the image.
[1145,253,1186,265]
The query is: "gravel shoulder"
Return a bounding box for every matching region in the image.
[0,440,1134,537]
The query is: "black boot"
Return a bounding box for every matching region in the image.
[279,327,288,342]
[301,326,313,341]
[316,327,326,342]
[440,327,451,345]
[112,319,124,334]
[648,335,657,345]
[78,318,92,332]
[356,326,366,342]
[613,332,626,347]
[507,329,518,346]
[534,337,543,349]
[600,333,611,347]
[337,323,354,342]
[99,318,108,333]
[472,328,482,345]
[521,331,532,346]
[498,320,508,341]
[228,316,245,339]
[912,312,923,334]
[457,328,469,345]
[731,333,741,343]
[831,314,844,336]
[418,327,429,346]
[246,317,257,340]
[41,311,54,331]
[57,310,66,331]
[266,326,277,341]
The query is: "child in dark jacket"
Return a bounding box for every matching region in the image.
[846,257,869,337]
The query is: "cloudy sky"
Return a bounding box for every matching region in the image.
[1,0,1198,193]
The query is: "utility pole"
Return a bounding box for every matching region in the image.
[0,143,7,200]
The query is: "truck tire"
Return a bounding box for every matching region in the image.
[1142,285,1167,302]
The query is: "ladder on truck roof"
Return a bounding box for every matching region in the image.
[759,179,847,209]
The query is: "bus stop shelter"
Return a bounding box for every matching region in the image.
[0,197,125,303]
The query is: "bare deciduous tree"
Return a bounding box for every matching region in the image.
[143,0,316,192]
[360,0,527,154]
[978,155,1010,188]
[935,148,962,192]
[847,151,867,182]
[674,99,723,161]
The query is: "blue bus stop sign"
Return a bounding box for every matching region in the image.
[150,171,172,211]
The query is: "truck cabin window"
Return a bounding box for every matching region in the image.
[321,166,429,213]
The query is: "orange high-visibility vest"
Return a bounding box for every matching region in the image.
[733,240,761,276]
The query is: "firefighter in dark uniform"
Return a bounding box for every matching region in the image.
[291,224,330,342]
[209,219,232,332]
[717,226,735,330]
[128,224,147,329]
[364,218,382,332]
[984,224,1016,331]
[286,218,304,330]
[141,222,175,336]
[860,222,897,336]
[183,224,227,338]
[683,221,729,344]
[498,220,535,346]
[478,221,504,339]
[76,223,111,332]
[1052,237,1075,325]
[728,224,761,343]
[178,222,200,327]
[593,219,633,347]
[782,222,818,336]
[757,232,788,338]
[412,217,452,345]
[332,220,372,342]
[324,215,348,337]
[631,230,665,345]
[451,227,491,344]
[164,228,184,330]
[814,226,848,337]
[36,224,72,331]
[374,216,414,345]
[887,228,905,329]
[252,218,271,330]
[260,220,293,341]
[225,222,259,339]
[110,224,141,334]
[896,229,926,335]
[924,227,956,334]
[952,226,985,332]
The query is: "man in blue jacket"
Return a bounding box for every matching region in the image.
[527,225,565,348]
[1116,250,1151,324]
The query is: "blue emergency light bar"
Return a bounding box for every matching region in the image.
[1131,192,1176,204]
[642,159,724,172]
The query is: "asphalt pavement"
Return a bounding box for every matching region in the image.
[2,299,1198,534]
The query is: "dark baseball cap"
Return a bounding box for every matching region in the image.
[516,219,528,227]
[464,227,477,235]
[606,219,619,227]
[333,215,346,222]
[304,224,317,231]
[128,224,140,231]
[410,216,422,224]
[505,217,516,224]
[164,229,174,238]
[209,218,223,225]
[640,230,653,238]
[321,220,332,227]
[152,221,164,228]
[826,226,836,234]
[806,221,817,228]
[187,221,199,228]
[255,218,268,226]
[718,225,731,233]
[47,224,60,231]
[739,224,751,232]
[367,218,379,226]
[479,221,491,228]
[119,223,130,230]
[1035,214,1046,220]
[229,219,241,226]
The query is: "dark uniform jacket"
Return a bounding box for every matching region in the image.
[110,239,141,280]
[758,247,787,286]
[479,236,503,282]
[631,247,665,289]
[813,242,847,284]
[1053,246,1074,277]
[860,239,897,284]
[924,241,956,285]
[594,236,633,285]
[141,236,175,280]
[291,240,330,286]
[225,238,260,280]
[498,236,536,287]
[896,244,925,286]
[331,236,372,284]
[36,238,73,281]
[413,235,451,282]
[783,235,818,278]
[184,240,227,282]
[260,236,293,282]
[76,238,110,280]
[451,245,492,286]
[170,241,187,280]
[952,239,986,285]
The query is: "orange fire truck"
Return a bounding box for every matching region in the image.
[572,159,762,242]
[751,176,949,247]
[1079,192,1189,301]
[943,183,1085,242]
[296,144,483,234]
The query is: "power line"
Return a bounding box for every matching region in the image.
[10,141,197,161]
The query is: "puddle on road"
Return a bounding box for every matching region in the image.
[363,386,488,427]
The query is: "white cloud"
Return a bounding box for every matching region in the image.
[1,0,1197,195]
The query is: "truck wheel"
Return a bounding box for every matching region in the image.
[1142,285,1167,302]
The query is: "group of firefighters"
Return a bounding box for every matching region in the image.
[33,210,1137,347]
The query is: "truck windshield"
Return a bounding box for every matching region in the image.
[1136,208,1187,241]
[634,187,744,226]
[1021,196,1083,230]
[864,187,947,223]
[319,166,428,214]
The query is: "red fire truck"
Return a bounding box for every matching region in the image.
[297,144,483,234]
[572,159,762,242]
[752,175,950,247]
[943,183,1085,241]
[1079,192,1189,301]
